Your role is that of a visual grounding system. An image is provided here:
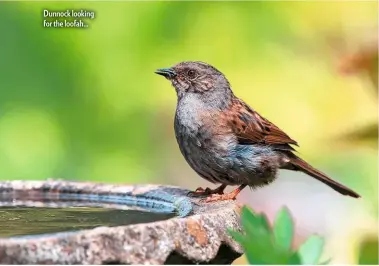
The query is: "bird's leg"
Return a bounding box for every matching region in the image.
[204,184,247,202]
[188,184,227,196]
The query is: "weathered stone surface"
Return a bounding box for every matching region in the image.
[0,181,243,264]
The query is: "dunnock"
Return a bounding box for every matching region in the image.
[156,61,360,202]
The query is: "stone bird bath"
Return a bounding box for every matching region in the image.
[0,180,243,264]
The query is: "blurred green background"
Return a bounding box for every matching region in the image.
[0,1,377,264]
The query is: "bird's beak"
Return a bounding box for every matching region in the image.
[155,68,177,79]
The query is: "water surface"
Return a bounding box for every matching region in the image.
[0,207,175,238]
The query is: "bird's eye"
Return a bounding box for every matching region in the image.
[187,70,196,79]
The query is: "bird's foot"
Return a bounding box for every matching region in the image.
[204,193,236,202]
[187,184,226,197]
[203,184,247,203]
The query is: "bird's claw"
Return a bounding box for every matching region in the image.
[187,185,226,197]
[201,185,246,203]
[195,187,211,193]
[204,193,237,203]
[187,187,212,197]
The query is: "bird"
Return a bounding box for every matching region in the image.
[155,61,361,202]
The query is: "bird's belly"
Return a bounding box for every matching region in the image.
[176,131,235,184]
[176,127,279,187]
[226,144,280,187]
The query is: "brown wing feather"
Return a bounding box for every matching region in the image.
[225,98,298,151]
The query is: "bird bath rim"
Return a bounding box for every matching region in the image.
[0,180,243,264]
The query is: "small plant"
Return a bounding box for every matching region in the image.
[229,206,330,265]
[358,237,378,265]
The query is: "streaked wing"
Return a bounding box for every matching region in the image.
[224,98,298,151]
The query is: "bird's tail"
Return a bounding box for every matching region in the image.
[289,156,360,198]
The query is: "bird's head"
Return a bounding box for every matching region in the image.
[155,61,232,99]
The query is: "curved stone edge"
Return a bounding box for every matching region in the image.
[0,180,243,218]
[0,186,244,264]
[0,180,196,216]
[0,205,243,264]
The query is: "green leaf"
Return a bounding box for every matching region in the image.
[243,232,274,264]
[240,206,270,238]
[258,213,271,232]
[288,252,302,265]
[230,206,326,265]
[241,207,267,230]
[273,207,294,250]
[231,206,302,265]
[243,230,301,265]
[358,237,378,265]
[298,235,325,264]
[228,228,246,244]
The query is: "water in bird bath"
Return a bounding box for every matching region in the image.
[0,181,194,238]
[0,206,175,238]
